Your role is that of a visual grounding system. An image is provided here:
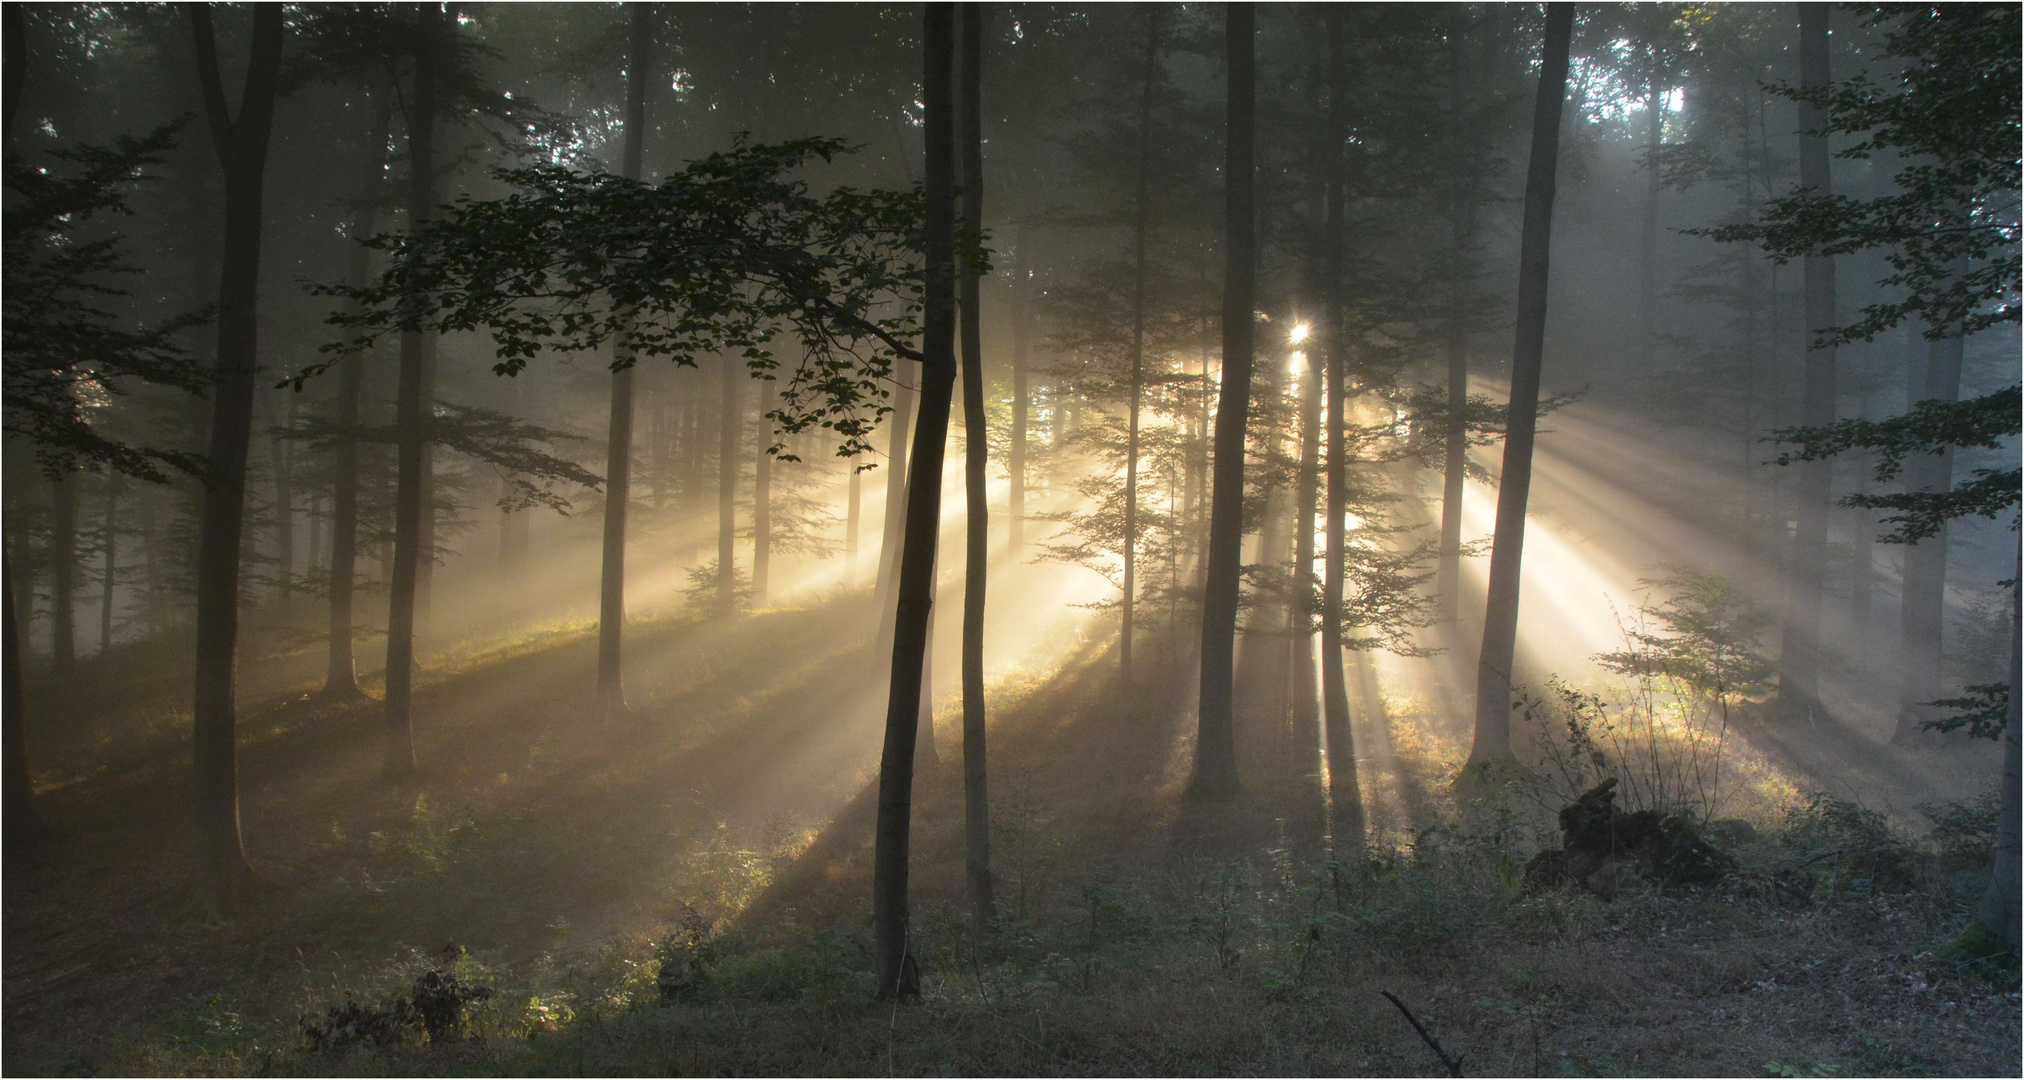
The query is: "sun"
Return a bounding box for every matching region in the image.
[1288,320,1312,345]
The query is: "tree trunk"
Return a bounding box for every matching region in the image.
[1121,8,1160,684]
[876,365,917,603]
[49,476,76,682]
[846,464,862,585]
[753,377,773,604]
[1895,327,1962,742]
[1318,6,1358,841]
[189,0,285,911]
[716,354,739,606]
[1776,4,1838,721]
[598,1,651,713]
[874,1,955,999]
[1638,83,1663,371]
[1466,3,1573,768]
[1972,541,2021,948]
[1848,385,1873,627]
[1009,225,1030,552]
[99,478,118,654]
[269,390,297,616]
[1192,2,1254,799]
[323,102,392,702]
[956,1,996,938]
[385,1,443,777]
[4,545,42,846]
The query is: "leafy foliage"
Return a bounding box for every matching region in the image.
[3,121,211,481]
[1699,4,2021,344]
[314,138,925,462]
[1923,682,2011,741]
[1771,385,2020,542]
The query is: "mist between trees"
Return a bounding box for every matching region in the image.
[3,3,2018,1075]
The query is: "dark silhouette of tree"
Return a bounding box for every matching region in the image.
[1193,2,1254,799]
[1467,2,1573,770]
[874,2,955,998]
[187,0,286,913]
[956,1,996,939]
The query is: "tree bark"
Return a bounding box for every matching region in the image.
[1973,541,2021,948]
[322,102,392,702]
[188,0,284,911]
[385,1,444,776]
[1638,83,1663,371]
[4,544,42,846]
[876,365,917,604]
[1776,3,1837,720]
[49,476,76,682]
[1191,2,1254,799]
[752,377,773,603]
[598,1,651,713]
[1009,225,1030,552]
[265,390,296,615]
[716,354,739,605]
[956,1,996,938]
[1466,3,1573,768]
[1895,327,1962,742]
[99,478,118,654]
[1121,7,1160,684]
[1320,4,1360,841]
[846,463,862,584]
[874,1,955,998]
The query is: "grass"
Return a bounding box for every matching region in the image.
[4,595,2018,1076]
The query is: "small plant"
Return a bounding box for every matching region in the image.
[299,967,494,1054]
[1777,792,1923,900]
[1483,970,1556,1077]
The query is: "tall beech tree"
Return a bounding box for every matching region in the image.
[956,1,996,938]
[1118,7,1160,684]
[383,0,445,776]
[874,1,955,997]
[1775,5,1838,720]
[187,0,285,911]
[1318,5,1360,837]
[1192,2,1253,798]
[597,1,652,713]
[320,102,392,702]
[1466,2,1573,769]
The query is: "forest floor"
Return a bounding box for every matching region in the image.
[4,594,2019,1077]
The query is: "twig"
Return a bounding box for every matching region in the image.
[1379,990,1465,1077]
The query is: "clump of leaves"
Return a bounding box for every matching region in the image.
[300,967,494,1054]
[655,904,719,1001]
[1776,792,1923,900]
[1921,791,2000,872]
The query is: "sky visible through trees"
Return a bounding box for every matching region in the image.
[3,3,2019,1074]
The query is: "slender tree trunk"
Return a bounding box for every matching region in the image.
[1466,3,1573,768]
[188,0,284,910]
[1291,316,1320,735]
[1849,385,1873,626]
[4,545,42,846]
[1121,8,1160,684]
[323,103,391,702]
[99,479,118,654]
[270,392,297,616]
[385,1,443,776]
[716,355,739,606]
[956,2,996,938]
[876,364,917,602]
[1009,225,1030,552]
[753,377,773,604]
[846,465,862,585]
[1895,327,1963,742]
[598,1,651,713]
[874,1,955,999]
[49,476,76,682]
[1777,4,1838,720]
[1972,541,2021,947]
[1192,3,1253,799]
[1319,6,1359,840]
[1638,84,1663,371]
